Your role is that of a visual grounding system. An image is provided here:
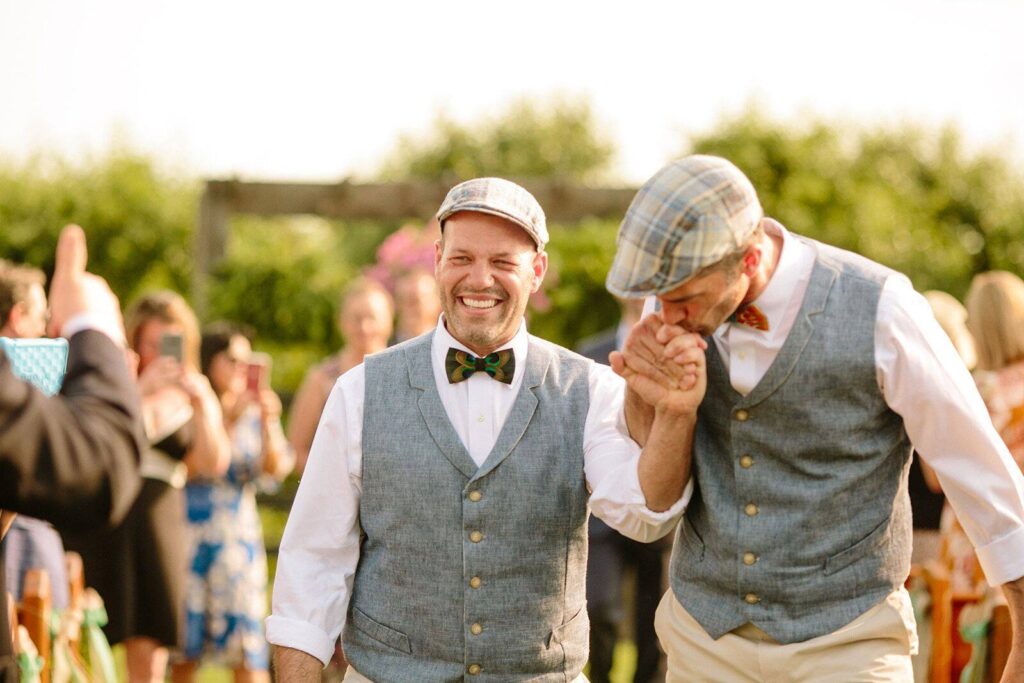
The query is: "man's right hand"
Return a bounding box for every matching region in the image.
[47,224,126,343]
[610,313,707,416]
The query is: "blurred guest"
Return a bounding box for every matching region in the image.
[171,323,292,683]
[1,225,143,683]
[65,290,230,683]
[287,278,393,473]
[967,271,1024,465]
[578,297,666,683]
[0,260,71,610]
[392,267,441,343]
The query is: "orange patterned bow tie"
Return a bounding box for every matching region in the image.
[732,304,770,331]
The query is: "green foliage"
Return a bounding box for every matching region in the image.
[378,96,617,184]
[0,150,197,303]
[685,109,1024,298]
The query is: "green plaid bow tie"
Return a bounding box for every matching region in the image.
[445,348,515,384]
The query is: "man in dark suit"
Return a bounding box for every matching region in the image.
[0,225,143,683]
[578,298,667,683]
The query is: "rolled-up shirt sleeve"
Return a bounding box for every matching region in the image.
[877,276,1024,586]
[265,366,365,665]
[585,362,690,542]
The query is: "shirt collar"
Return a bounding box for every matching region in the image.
[728,218,809,333]
[432,315,529,387]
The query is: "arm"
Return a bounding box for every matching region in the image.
[1,226,143,529]
[588,322,706,539]
[273,646,323,682]
[181,372,231,478]
[286,367,331,474]
[266,368,364,666]
[258,389,294,479]
[876,279,1024,680]
[1000,578,1024,683]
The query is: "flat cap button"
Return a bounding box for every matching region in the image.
[744,503,759,517]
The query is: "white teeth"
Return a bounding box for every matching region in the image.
[462,298,498,309]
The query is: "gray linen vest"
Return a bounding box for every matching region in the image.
[671,238,913,644]
[343,333,592,682]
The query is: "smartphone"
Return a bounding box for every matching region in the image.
[159,332,184,362]
[0,337,69,396]
[246,352,272,392]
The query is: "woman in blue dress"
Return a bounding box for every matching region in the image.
[172,323,293,683]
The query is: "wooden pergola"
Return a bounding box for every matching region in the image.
[193,178,638,316]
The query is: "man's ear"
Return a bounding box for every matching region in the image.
[531,251,548,293]
[434,239,443,274]
[741,245,761,278]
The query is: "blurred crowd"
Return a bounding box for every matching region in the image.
[6,218,1024,682]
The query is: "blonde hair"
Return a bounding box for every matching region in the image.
[124,290,202,370]
[923,290,977,370]
[339,277,394,319]
[965,271,1024,371]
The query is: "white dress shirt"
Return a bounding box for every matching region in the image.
[267,319,689,664]
[650,219,1024,588]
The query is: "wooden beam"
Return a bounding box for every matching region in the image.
[193,177,638,313]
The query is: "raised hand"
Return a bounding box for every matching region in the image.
[611,313,707,416]
[47,224,125,343]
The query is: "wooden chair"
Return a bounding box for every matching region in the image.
[16,568,51,683]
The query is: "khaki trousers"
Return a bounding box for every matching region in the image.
[343,666,589,682]
[655,589,917,682]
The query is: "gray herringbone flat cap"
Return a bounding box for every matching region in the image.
[607,155,763,297]
[436,177,548,249]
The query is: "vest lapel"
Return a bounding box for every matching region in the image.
[471,338,547,482]
[739,245,838,408]
[404,334,478,479]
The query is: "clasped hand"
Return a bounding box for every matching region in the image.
[610,314,708,415]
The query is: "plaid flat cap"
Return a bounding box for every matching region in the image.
[606,155,763,297]
[437,177,548,249]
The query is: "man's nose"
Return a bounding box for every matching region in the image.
[465,261,495,288]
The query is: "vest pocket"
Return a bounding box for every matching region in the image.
[547,606,587,649]
[823,515,890,576]
[351,607,413,654]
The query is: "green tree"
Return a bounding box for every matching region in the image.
[684,109,1024,298]
[0,150,198,302]
[379,96,617,185]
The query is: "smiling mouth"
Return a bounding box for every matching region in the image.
[459,297,500,310]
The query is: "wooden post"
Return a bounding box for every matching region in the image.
[18,569,51,683]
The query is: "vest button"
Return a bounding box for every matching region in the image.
[743,552,758,566]
[744,593,760,605]
[470,622,483,635]
[469,531,484,543]
[468,664,482,675]
[739,455,754,469]
[468,490,483,502]
[735,409,750,422]
[744,503,759,517]
[469,576,482,589]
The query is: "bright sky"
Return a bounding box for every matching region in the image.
[1,0,1021,184]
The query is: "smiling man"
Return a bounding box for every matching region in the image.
[268,178,705,682]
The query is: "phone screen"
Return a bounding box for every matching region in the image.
[246,352,271,392]
[159,332,184,362]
